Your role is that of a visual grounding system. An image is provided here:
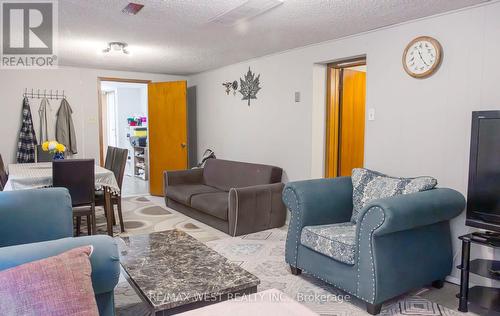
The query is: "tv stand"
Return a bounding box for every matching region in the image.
[458,232,500,313]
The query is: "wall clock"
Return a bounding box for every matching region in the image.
[403,36,442,78]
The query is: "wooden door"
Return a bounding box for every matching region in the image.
[338,69,366,176]
[148,81,188,196]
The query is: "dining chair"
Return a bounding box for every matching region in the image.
[104,146,116,170]
[52,159,96,236]
[36,145,55,162]
[0,154,8,191]
[96,147,127,233]
[101,146,117,224]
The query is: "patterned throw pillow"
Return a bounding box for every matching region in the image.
[0,246,99,316]
[351,168,437,223]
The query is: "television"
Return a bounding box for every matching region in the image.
[466,110,500,232]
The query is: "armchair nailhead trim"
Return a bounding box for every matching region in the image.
[294,266,358,299]
[355,207,385,303]
[283,187,300,266]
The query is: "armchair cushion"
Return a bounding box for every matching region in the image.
[300,222,357,265]
[191,192,228,220]
[351,168,437,223]
[166,184,220,205]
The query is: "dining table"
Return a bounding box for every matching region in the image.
[4,162,120,236]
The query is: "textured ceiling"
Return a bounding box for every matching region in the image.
[58,0,489,75]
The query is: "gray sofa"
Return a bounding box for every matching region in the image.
[164,159,286,236]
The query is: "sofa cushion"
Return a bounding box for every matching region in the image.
[191,192,229,220]
[166,184,220,205]
[300,222,357,265]
[351,168,437,223]
[203,159,282,191]
[0,246,99,316]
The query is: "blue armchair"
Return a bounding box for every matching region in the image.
[0,188,120,316]
[283,177,465,315]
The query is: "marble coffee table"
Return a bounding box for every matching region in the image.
[118,230,260,316]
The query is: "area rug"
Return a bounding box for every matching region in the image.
[205,229,476,316]
[78,195,227,242]
[113,204,476,316]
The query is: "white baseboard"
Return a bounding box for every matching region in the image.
[445,275,460,285]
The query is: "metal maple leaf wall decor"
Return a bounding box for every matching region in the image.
[239,67,261,106]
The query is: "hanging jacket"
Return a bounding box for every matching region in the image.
[16,97,37,163]
[38,97,53,142]
[56,98,77,155]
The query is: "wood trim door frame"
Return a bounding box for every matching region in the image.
[325,67,341,178]
[97,77,151,166]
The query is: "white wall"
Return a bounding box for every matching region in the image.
[115,86,147,149]
[0,67,185,164]
[189,1,500,282]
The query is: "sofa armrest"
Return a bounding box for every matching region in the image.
[0,235,120,295]
[0,188,73,247]
[228,182,286,236]
[283,177,353,267]
[357,188,465,237]
[164,168,204,187]
[354,188,465,304]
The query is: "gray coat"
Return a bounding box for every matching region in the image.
[38,97,53,142]
[56,99,77,155]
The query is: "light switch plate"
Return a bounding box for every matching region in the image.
[368,108,375,121]
[295,92,300,102]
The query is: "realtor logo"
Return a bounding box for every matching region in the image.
[1,0,58,68]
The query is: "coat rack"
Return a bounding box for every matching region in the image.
[23,88,66,100]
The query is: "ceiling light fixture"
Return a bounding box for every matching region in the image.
[102,42,130,55]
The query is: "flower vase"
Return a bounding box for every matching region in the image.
[53,152,64,160]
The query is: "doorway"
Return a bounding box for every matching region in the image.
[99,79,150,196]
[98,78,189,197]
[325,58,367,177]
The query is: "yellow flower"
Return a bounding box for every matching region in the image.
[55,143,66,153]
[42,141,49,151]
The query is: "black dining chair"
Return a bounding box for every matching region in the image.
[0,154,8,191]
[36,145,55,162]
[96,147,127,233]
[53,159,96,236]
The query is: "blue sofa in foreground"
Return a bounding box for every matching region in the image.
[0,188,120,316]
[283,177,465,315]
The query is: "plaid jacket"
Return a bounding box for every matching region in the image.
[16,97,37,163]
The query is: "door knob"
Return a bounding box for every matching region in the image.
[181,143,187,148]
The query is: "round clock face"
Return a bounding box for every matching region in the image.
[403,36,442,78]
